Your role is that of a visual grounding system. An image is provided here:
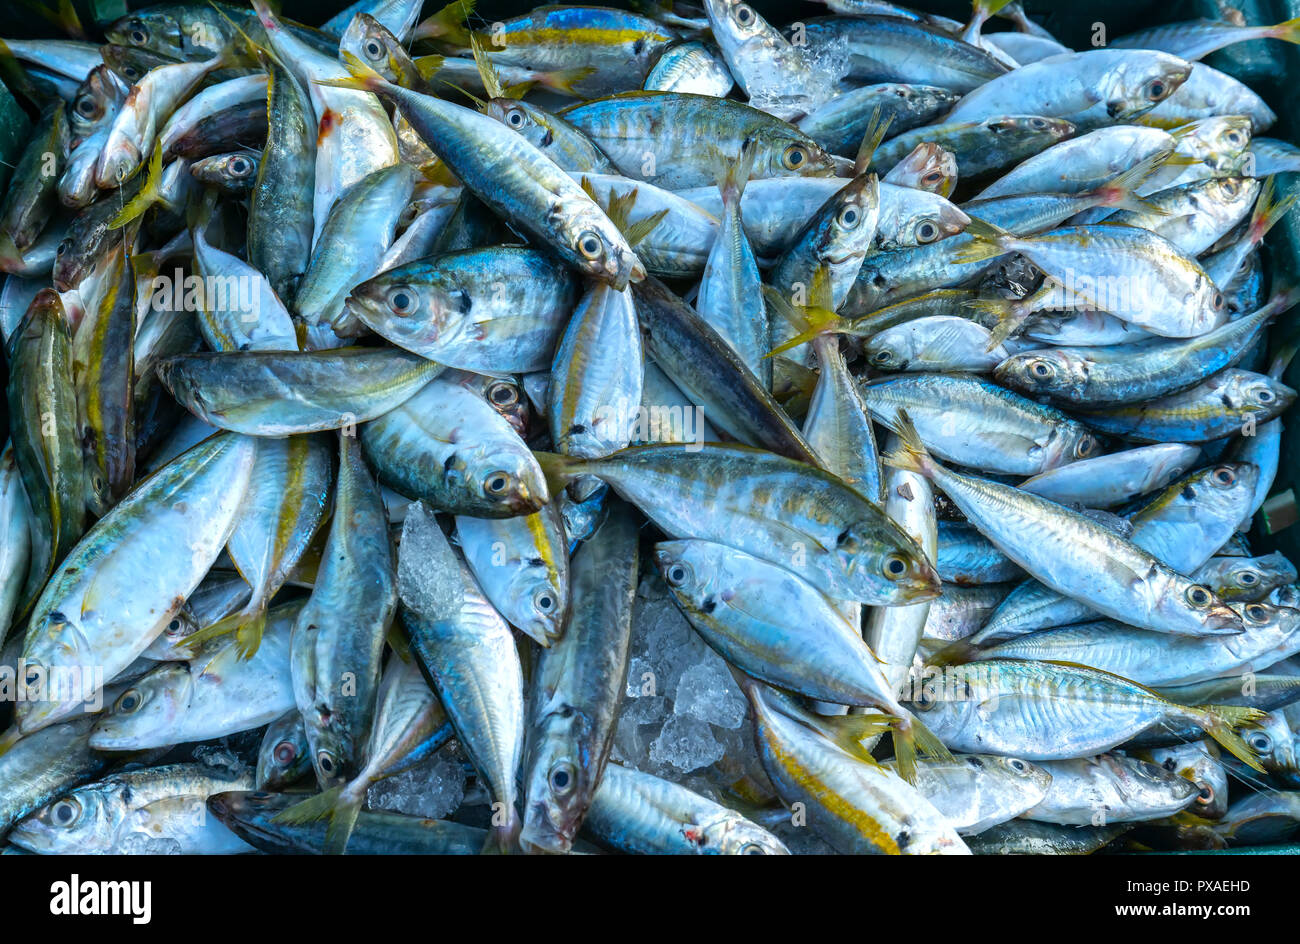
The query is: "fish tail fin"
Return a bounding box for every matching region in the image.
[964,295,1028,350]
[183,599,266,659]
[761,285,843,357]
[109,145,165,229]
[321,789,365,856]
[1268,16,1300,44]
[538,66,595,96]
[880,408,936,477]
[889,713,952,785]
[234,603,268,660]
[927,638,983,667]
[271,784,362,854]
[532,451,589,497]
[819,712,892,762]
[1195,704,1267,772]
[271,785,344,826]
[717,137,758,205]
[950,216,1014,266]
[415,0,477,45]
[854,105,894,174]
[1248,175,1299,247]
[316,51,390,93]
[482,805,521,854]
[972,0,1016,16]
[467,32,504,101]
[1094,149,1169,214]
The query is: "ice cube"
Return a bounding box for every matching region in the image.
[366,744,466,820]
[649,714,724,772]
[673,661,747,729]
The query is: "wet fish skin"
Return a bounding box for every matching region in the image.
[519,499,638,854]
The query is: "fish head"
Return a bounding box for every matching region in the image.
[693,810,790,855]
[820,173,881,262]
[518,710,592,855]
[753,129,837,182]
[878,189,968,250]
[1227,554,1300,600]
[993,349,1089,402]
[862,334,910,372]
[480,377,531,435]
[1244,710,1300,780]
[192,152,259,190]
[1120,757,1200,812]
[853,527,941,603]
[454,443,549,517]
[508,554,567,646]
[15,605,98,734]
[256,718,312,791]
[1149,741,1229,819]
[69,65,125,143]
[87,664,193,750]
[95,134,143,191]
[977,754,1053,797]
[1215,369,1296,419]
[341,13,402,82]
[1172,461,1260,531]
[486,100,554,153]
[1157,580,1243,636]
[1100,52,1191,122]
[205,789,285,834]
[561,204,645,290]
[1175,115,1253,167]
[653,541,709,603]
[106,10,184,58]
[8,783,117,854]
[890,143,957,197]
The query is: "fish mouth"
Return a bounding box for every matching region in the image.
[1204,604,1246,635]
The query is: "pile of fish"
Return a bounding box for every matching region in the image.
[4,0,1300,856]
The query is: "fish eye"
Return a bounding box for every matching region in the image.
[665,562,690,587]
[1162,757,1177,771]
[115,689,142,713]
[316,750,337,775]
[922,171,943,185]
[740,843,767,854]
[1185,585,1212,607]
[576,230,603,260]
[733,3,756,26]
[1245,603,1269,623]
[1144,78,1169,101]
[1195,784,1215,805]
[1029,117,1048,129]
[549,761,577,795]
[386,285,418,315]
[364,39,384,60]
[229,156,252,176]
[1028,359,1054,380]
[505,108,525,128]
[1225,129,1244,148]
[871,349,892,364]
[273,741,297,765]
[1212,292,1225,310]
[1075,437,1095,458]
[75,96,98,117]
[1211,466,1237,486]
[128,24,149,45]
[483,470,511,496]
[56,238,71,256]
[51,798,81,827]
[782,145,807,171]
[487,381,518,407]
[915,219,940,244]
[534,588,557,614]
[166,617,184,636]
[837,205,861,229]
[913,690,936,711]
[1238,570,1260,586]
[1009,758,1027,772]
[1257,388,1275,403]
[882,554,909,579]
[250,791,274,801]
[1249,732,1272,752]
